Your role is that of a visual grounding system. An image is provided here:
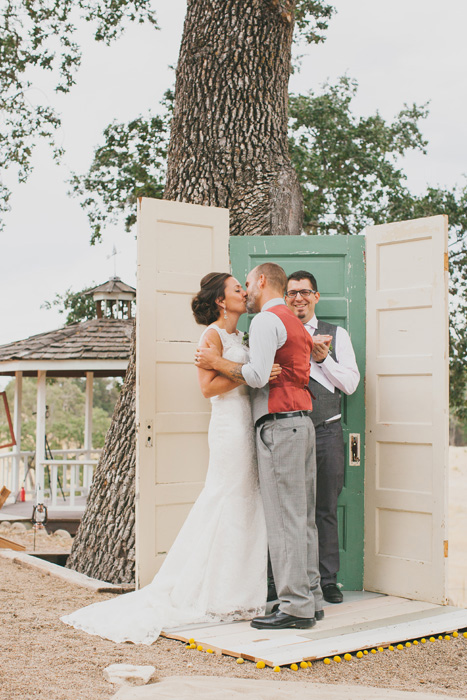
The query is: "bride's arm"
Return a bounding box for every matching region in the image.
[196,329,241,398]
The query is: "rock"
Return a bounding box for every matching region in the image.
[103,664,156,686]
[10,522,27,533]
[0,522,11,531]
[53,529,72,540]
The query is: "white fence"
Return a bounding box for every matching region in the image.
[0,448,102,510]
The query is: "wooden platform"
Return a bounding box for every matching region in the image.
[162,591,467,667]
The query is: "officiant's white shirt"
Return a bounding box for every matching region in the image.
[304,314,360,396]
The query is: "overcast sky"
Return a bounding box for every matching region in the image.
[1,0,466,356]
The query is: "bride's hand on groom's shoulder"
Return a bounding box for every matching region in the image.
[269,364,282,382]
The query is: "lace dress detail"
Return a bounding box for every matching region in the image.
[61,325,267,644]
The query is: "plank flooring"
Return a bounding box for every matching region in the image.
[162,592,467,667]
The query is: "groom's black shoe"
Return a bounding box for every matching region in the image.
[250,610,316,630]
[271,603,324,621]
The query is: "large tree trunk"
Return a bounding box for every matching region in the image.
[66,327,136,583]
[68,0,301,582]
[165,0,303,237]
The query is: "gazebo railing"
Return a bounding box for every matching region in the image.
[0,448,102,509]
[0,450,35,500]
[41,450,101,508]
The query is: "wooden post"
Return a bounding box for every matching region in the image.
[35,370,47,505]
[84,371,94,492]
[12,371,22,496]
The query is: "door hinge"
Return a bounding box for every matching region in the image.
[444,540,448,558]
[444,252,449,271]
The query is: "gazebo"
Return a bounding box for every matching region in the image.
[0,278,135,511]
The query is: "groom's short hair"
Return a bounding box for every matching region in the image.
[254,263,287,294]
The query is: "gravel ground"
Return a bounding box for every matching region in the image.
[1,557,467,700]
[0,521,72,553]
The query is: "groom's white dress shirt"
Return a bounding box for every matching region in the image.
[241,298,287,389]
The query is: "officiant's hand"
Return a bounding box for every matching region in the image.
[195,338,221,370]
[311,334,332,363]
[269,364,282,382]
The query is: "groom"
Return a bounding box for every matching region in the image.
[196,262,323,629]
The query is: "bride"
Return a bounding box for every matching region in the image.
[61,272,273,644]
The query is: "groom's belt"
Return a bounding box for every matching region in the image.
[255,410,313,428]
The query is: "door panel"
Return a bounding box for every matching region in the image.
[364,215,449,603]
[230,235,366,590]
[136,198,229,588]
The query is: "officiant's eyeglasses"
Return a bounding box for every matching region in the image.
[285,289,317,298]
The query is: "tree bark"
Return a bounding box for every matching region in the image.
[68,0,302,582]
[66,326,136,583]
[165,0,303,236]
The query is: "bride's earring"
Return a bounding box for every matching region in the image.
[224,308,228,320]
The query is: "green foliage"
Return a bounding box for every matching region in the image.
[0,0,158,228]
[42,286,97,324]
[450,413,467,446]
[1,376,122,451]
[288,77,467,417]
[294,0,335,44]
[91,377,122,417]
[45,378,86,450]
[69,91,172,244]
[288,77,429,235]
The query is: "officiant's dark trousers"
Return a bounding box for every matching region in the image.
[256,413,323,619]
[315,420,345,586]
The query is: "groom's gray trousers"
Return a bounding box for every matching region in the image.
[256,413,323,618]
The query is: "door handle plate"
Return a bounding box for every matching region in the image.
[349,433,360,466]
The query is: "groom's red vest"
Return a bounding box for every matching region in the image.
[266,305,313,414]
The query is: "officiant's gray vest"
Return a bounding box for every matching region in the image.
[309,320,341,427]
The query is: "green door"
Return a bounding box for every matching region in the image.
[230,235,365,590]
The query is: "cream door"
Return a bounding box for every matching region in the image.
[136,198,229,588]
[364,215,449,603]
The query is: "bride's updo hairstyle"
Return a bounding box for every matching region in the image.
[192,272,232,326]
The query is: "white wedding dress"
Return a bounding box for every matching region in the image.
[61,326,267,644]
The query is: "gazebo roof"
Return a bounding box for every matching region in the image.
[0,318,133,377]
[86,277,136,296]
